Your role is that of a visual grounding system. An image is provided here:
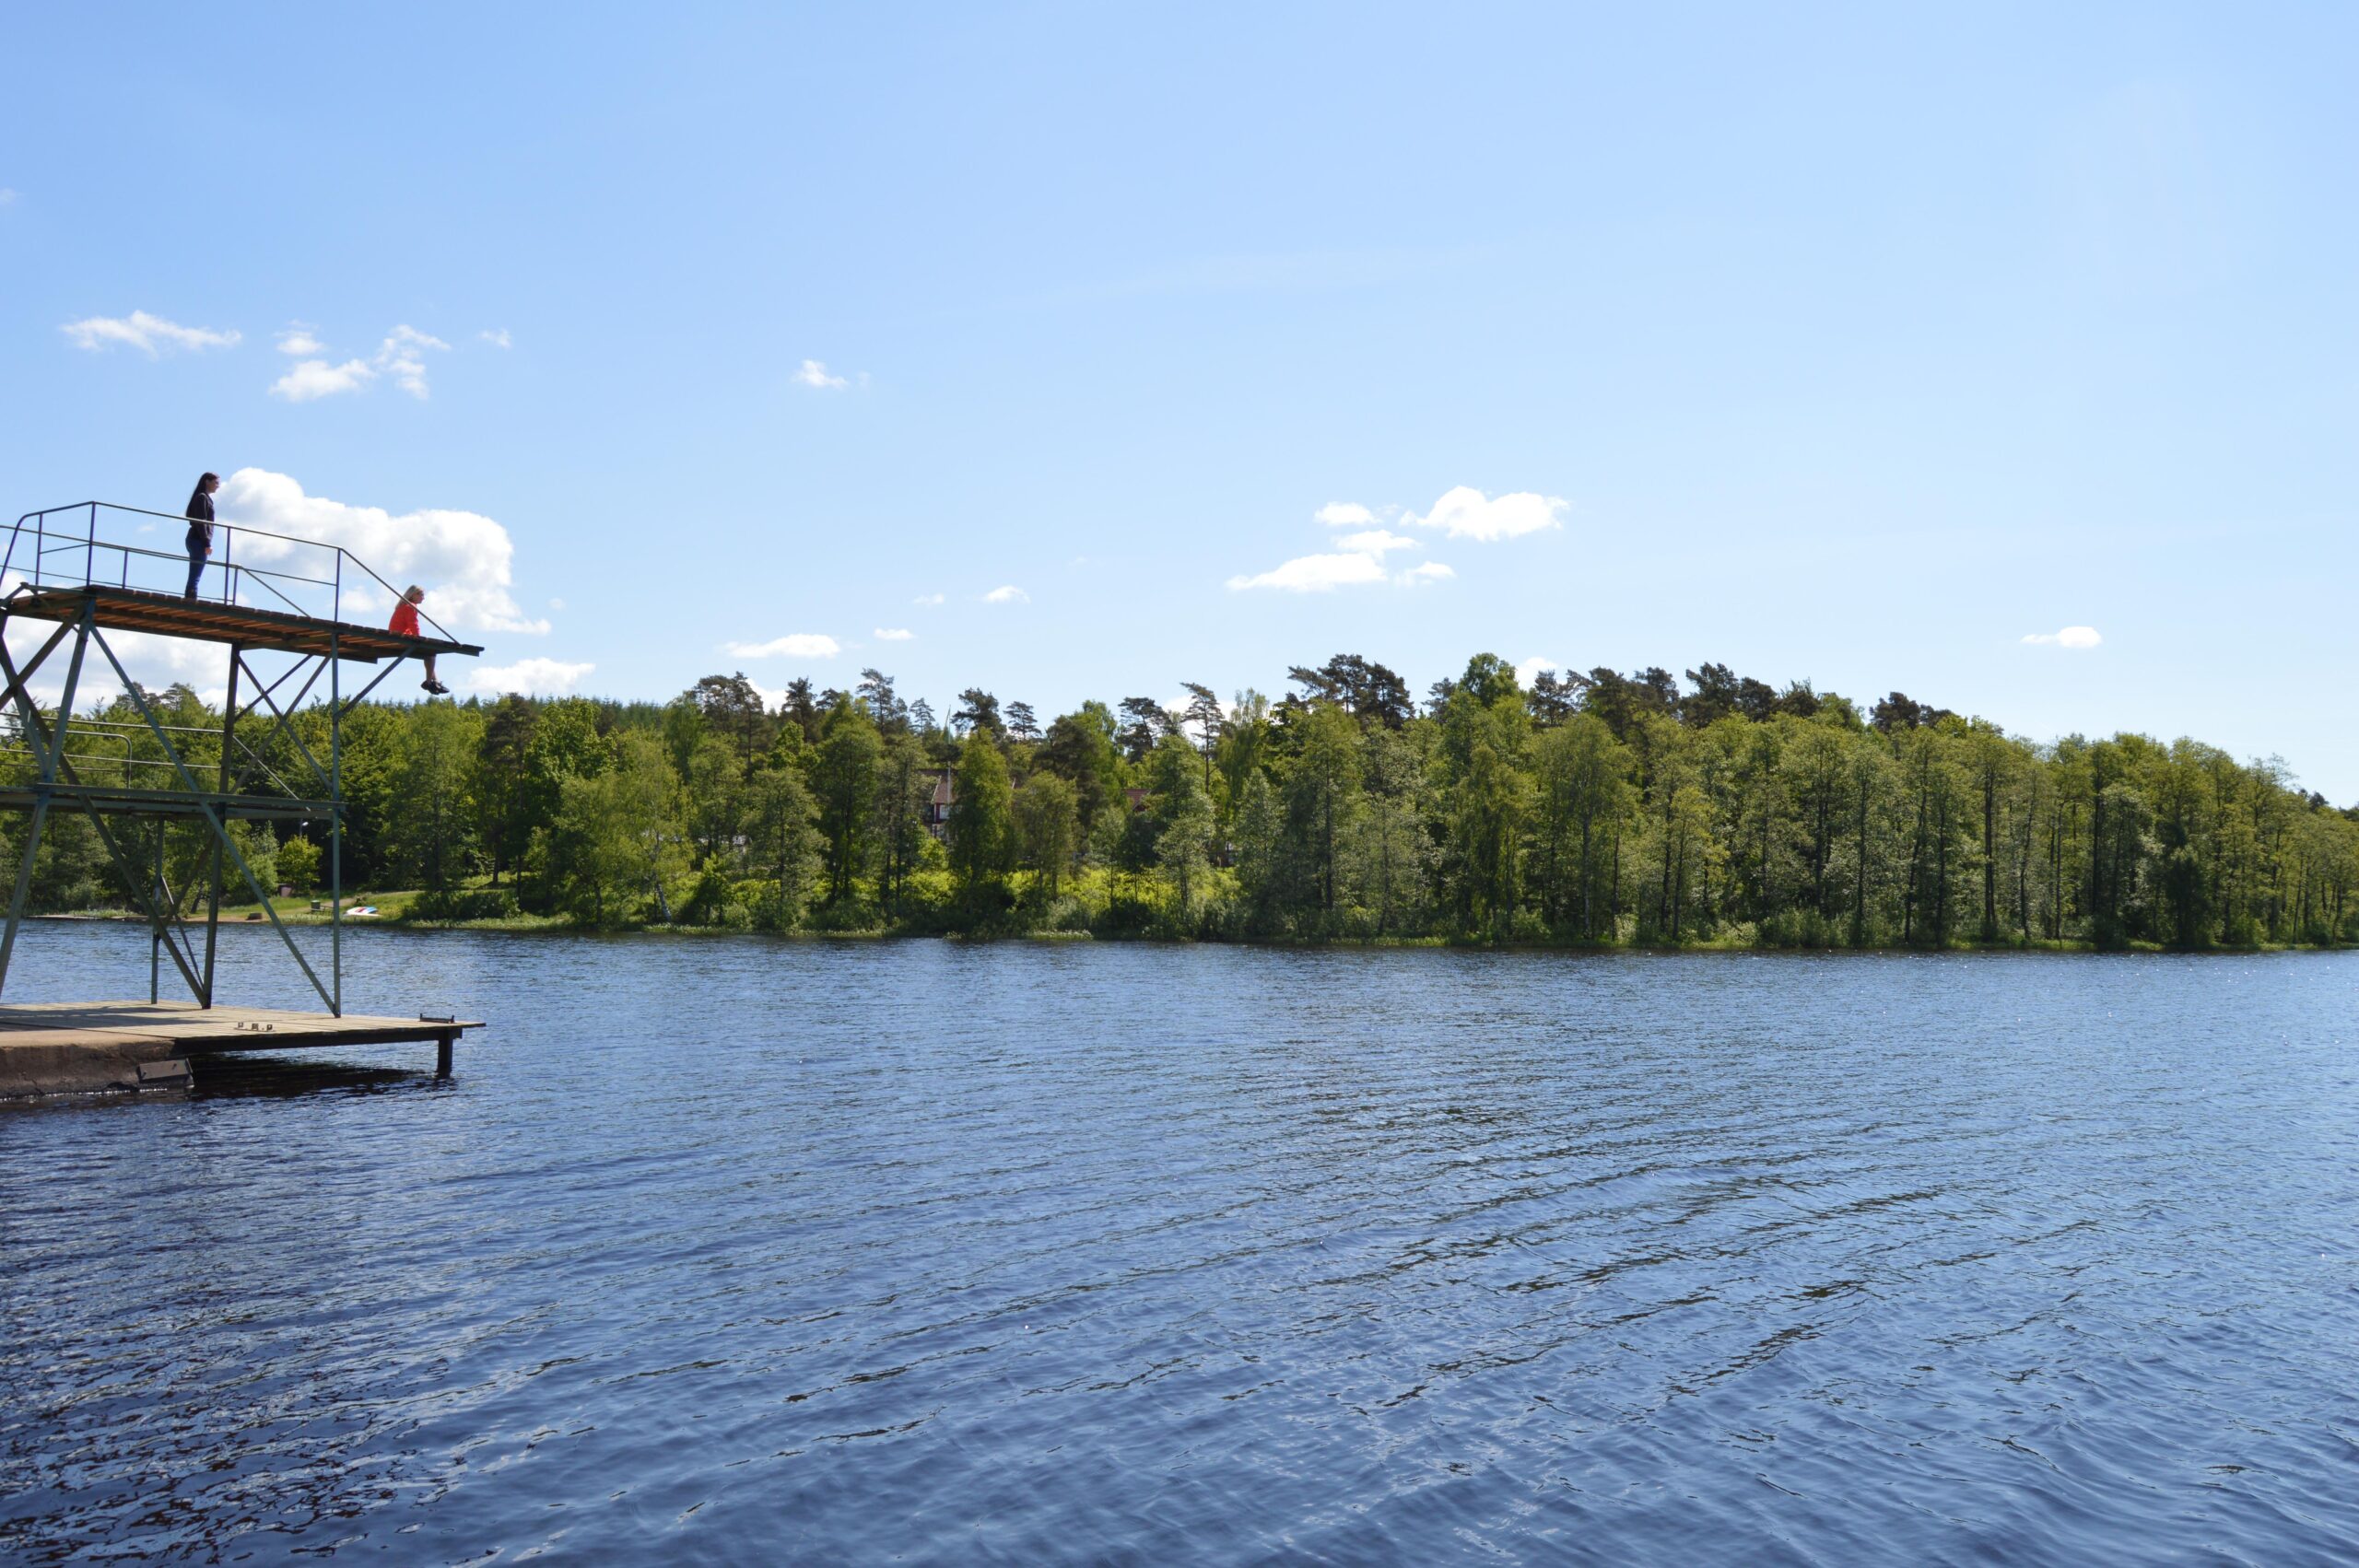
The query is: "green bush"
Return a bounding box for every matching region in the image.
[409,886,520,921]
[277,835,323,893]
[674,859,742,927]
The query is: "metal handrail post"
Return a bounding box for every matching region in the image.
[85,504,94,587]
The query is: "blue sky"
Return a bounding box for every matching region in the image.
[5,4,2355,792]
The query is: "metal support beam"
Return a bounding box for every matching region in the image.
[150,827,162,1003]
[202,645,241,1007]
[0,558,475,1025]
[0,621,75,747]
[0,630,208,1002]
[231,649,334,799]
[79,807,205,1003]
[86,625,336,1014]
[225,647,320,783]
[0,603,92,995]
[335,654,408,720]
[330,626,342,1016]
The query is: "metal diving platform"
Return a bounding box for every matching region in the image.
[0,500,487,1097]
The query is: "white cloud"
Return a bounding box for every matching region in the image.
[2023,626,2102,649]
[874,627,915,641]
[794,358,849,390]
[217,468,548,635]
[466,657,593,695]
[271,357,376,401]
[982,585,1028,603]
[1226,552,1391,592]
[378,324,450,399]
[1404,486,1567,541]
[1231,502,1457,591]
[479,328,512,348]
[62,310,241,356]
[913,592,945,606]
[269,325,453,401]
[725,633,842,659]
[0,189,16,205]
[1234,489,1546,592]
[1514,654,1561,689]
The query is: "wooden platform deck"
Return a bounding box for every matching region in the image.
[0,1001,482,1099]
[1,584,481,662]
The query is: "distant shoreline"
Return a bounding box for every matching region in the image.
[26,909,2343,957]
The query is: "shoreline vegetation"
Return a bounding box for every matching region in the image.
[37,891,2340,952]
[8,653,2357,952]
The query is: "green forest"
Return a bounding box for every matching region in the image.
[10,653,2359,949]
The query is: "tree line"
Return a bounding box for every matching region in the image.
[6,654,2357,948]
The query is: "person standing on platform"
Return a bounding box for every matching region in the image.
[392,585,449,695]
[182,472,218,600]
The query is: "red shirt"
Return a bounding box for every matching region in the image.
[390,601,421,638]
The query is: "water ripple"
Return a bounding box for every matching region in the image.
[2,926,2357,1562]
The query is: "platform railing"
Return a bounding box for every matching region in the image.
[4,501,460,643]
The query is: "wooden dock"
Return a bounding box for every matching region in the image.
[0,1001,481,1100]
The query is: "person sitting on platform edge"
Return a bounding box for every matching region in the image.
[391,586,449,695]
[182,472,218,600]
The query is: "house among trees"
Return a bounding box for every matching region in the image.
[923,766,955,839]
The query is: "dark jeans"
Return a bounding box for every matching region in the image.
[183,532,208,598]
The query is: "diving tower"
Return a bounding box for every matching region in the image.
[0,501,485,1093]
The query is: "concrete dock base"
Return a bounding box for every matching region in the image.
[0,1030,188,1098]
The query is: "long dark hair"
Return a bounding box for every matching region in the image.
[190,473,218,502]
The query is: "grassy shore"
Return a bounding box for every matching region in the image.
[48,888,566,933]
[30,862,2343,952]
[36,898,2320,954]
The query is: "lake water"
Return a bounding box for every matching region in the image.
[2,922,2355,1564]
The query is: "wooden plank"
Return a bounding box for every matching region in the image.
[0,1000,481,1054]
[0,1004,478,1029]
[0,1026,179,1048]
